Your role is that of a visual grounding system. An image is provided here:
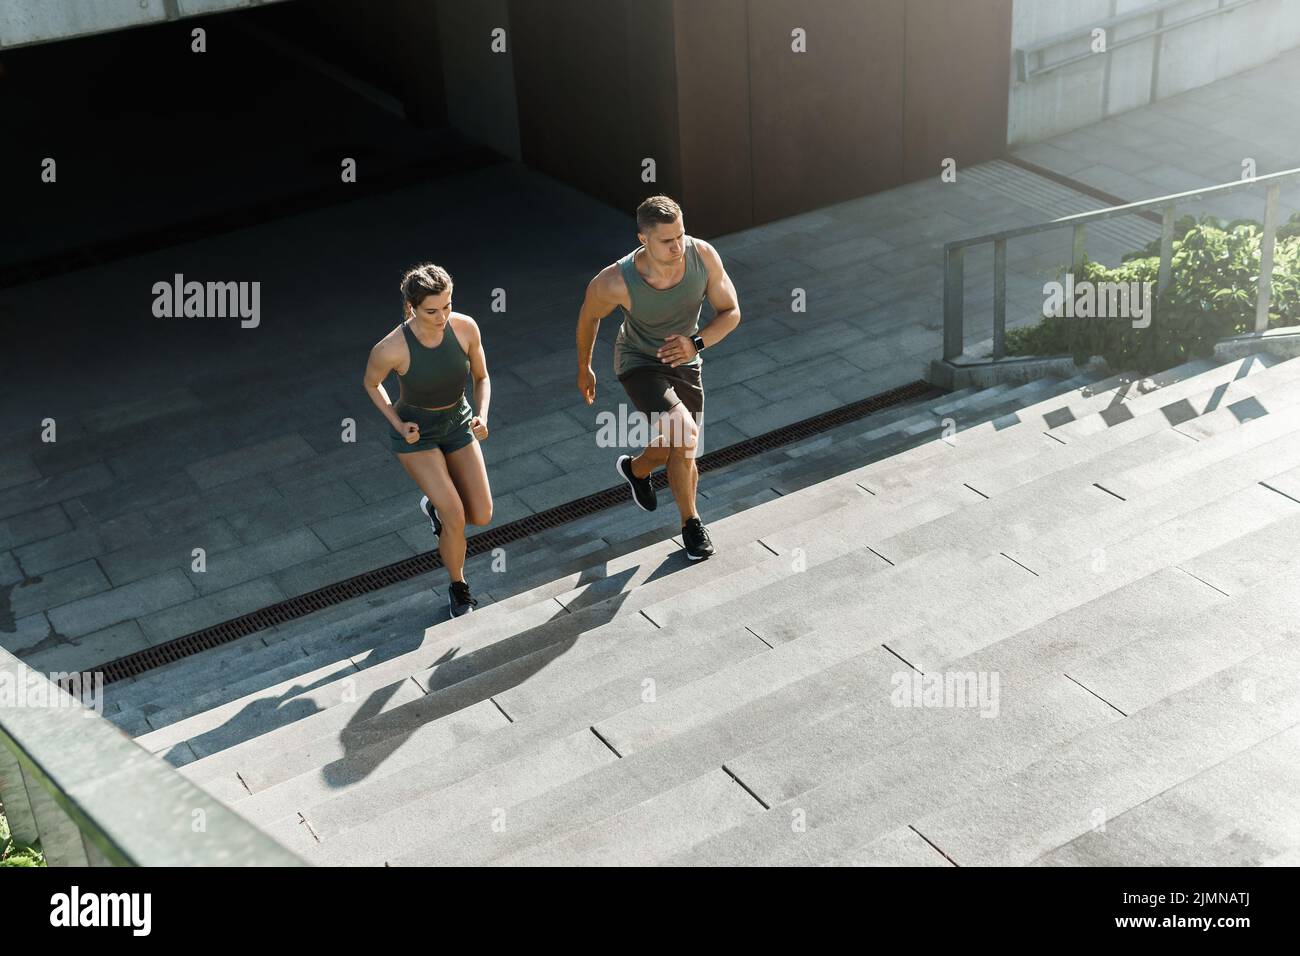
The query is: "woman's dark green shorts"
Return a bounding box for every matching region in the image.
[389,396,476,455]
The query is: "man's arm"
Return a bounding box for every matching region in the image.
[576,266,623,405]
[658,240,742,367]
[696,239,741,347]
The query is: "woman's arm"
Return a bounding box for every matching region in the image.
[363,337,416,440]
[463,316,491,440]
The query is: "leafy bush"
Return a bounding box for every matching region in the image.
[0,802,46,867]
[1005,213,1300,372]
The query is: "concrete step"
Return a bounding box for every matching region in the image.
[690,576,1300,866]
[217,628,772,835]
[498,768,766,866]
[120,484,778,726]
[677,545,1300,865]
[848,359,1220,481]
[770,368,1300,571]
[371,483,1286,865]
[897,636,1300,865]
[1028,723,1300,866]
[703,377,1078,505]
[854,355,1286,498]
[496,528,1300,868]
[1008,424,1300,572]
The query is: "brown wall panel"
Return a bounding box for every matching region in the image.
[746,0,906,225]
[902,0,1012,181]
[508,0,680,216]
[673,0,753,237]
[504,0,1012,232]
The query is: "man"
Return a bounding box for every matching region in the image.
[576,195,742,560]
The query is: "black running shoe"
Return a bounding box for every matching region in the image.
[448,580,477,617]
[682,517,715,561]
[419,495,441,537]
[616,455,657,512]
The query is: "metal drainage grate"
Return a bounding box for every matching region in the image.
[86,379,937,685]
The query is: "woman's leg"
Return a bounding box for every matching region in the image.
[396,448,468,582]
[444,439,493,529]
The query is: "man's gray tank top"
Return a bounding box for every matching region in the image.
[613,236,708,377]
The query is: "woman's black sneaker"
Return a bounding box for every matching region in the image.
[448,580,478,617]
[616,455,657,512]
[419,495,442,537]
[682,517,715,561]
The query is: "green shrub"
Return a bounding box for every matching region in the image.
[0,801,47,867]
[1005,213,1300,373]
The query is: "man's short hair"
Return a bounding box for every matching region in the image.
[636,195,683,234]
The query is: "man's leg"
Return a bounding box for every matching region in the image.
[630,439,670,479]
[621,370,672,479]
[662,403,701,523]
[666,445,698,523]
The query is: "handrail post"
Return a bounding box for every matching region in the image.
[1157,205,1177,293]
[23,765,90,865]
[0,742,38,846]
[1257,183,1282,332]
[943,245,965,360]
[993,239,1007,360]
[1068,225,1087,358]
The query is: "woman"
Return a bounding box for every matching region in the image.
[364,263,493,617]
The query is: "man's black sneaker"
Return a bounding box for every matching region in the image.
[419,495,442,537]
[448,580,477,617]
[682,517,715,561]
[616,455,657,512]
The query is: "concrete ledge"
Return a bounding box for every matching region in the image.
[937,324,1300,390]
[1215,327,1300,362]
[928,355,1084,390]
[0,648,306,866]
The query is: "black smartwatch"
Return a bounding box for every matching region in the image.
[690,334,706,353]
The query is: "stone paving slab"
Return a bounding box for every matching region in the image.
[98,519,244,588]
[137,578,289,647]
[908,640,1300,866]
[46,568,197,640]
[271,533,417,598]
[0,504,71,552]
[14,511,155,578]
[1032,724,1300,867]
[7,559,111,621]
[22,620,153,676]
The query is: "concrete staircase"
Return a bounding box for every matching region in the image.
[100,352,1300,866]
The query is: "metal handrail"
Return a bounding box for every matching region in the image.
[0,647,306,866]
[1015,0,1267,82]
[942,167,1300,362]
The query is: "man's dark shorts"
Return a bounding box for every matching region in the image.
[618,363,704,417]
[618,363,705,455]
